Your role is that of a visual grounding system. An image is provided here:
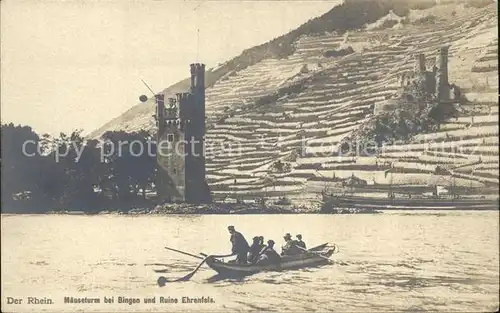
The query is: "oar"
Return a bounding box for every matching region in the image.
[296,245,331,261]
[200,252,235,258]
[157,251,238,286]
[157,256,211,286]
[175,256,210,281]
[152,248,202,273]
[164,246,204,260]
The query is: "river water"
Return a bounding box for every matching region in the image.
[1,211,499,312]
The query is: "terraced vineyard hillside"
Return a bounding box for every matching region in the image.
[91,1,498,205]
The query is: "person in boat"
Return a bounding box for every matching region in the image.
[248,236,262,264]
[256,240,281,265]
[228,226,250,264]
[296,234,306,249]
[281,233,302,256]
[258,236,265,250]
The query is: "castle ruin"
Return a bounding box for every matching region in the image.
[154,63,212,203]
[376,45,460,114]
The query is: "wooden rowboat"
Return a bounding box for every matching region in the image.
[205,249,335,276]
[156,243,336,286]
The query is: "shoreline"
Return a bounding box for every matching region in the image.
[3,198,499,215]
[3,196,499,215]
[3,207,500,216]
[2,203,381,215]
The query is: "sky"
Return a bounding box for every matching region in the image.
[1,0,337,136]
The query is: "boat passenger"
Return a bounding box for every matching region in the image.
[248,236,262,264]
[228,226,250,264]
[258,236,265,250]
[257,240,281,265]
[296,234,306,249]
[281,233,302,256]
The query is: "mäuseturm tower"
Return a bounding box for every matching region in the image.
[154,63,211,203]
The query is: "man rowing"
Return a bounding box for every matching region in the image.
[296,234,306,249]
[228,226,250,264]
[256,240,281,265]
[248,236,262,264]
[281,233,302,256]
[258,236,265,251]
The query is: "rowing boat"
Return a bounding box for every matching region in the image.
[205,249,334,276]
[156,243,336,285]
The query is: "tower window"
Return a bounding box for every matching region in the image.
[167,134,174,142]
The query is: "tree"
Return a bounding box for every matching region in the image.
[100,130,156,203]
[2,123,158,213]
[1,123,45,211]
[271,160,292,173]
[37,130,102,211]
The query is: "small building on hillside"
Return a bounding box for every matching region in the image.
[341,175,368,187]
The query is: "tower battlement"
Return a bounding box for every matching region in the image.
[176,92,192,121]
[190,63,206,92]
[176,92,190,102]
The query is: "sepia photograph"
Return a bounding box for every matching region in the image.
[1,0,499,312]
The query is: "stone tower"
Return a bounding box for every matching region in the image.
[435,45,450,102]
[155,63,211,203]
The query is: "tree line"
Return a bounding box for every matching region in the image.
[1,123,157,213]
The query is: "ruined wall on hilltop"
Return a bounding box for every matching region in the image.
[375,46,460,114]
